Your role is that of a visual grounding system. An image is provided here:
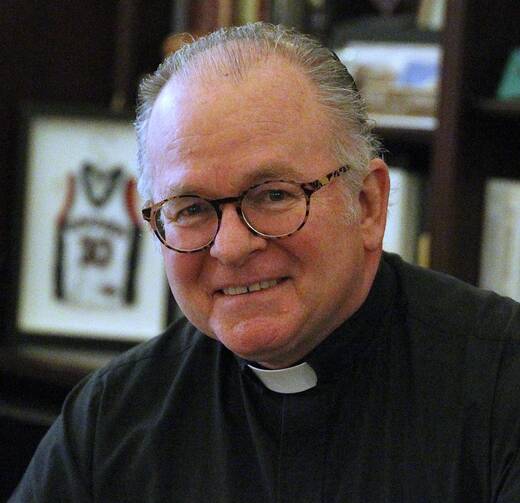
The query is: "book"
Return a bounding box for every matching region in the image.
[233,0,269,25]
[496,47,520,100]
[171,0,190,32]
[383,166,423,263]
[417,0,446,31]
[479,178,520,302]
[189,0,221,36]
[171,0,234,39]
[270,0,306,30]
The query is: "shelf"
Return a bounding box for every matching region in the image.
[0,343,118,387]
[0,344,119,426]
[371,113,438,131]
[0,400,58,427]
[331,14,440,48]
[371,114,436,145]
[475,98,520,119]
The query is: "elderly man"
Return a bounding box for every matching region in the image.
[11,23,520,503]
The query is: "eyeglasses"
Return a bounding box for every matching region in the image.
[142,165,351,253]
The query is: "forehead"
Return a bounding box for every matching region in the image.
[146,56,335,198]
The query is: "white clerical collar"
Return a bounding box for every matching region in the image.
[247,361,318,394]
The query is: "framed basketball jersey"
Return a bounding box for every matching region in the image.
[14,105,170,341]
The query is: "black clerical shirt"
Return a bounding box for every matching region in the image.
[10,253,520,502]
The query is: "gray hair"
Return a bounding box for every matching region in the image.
[135,22,380,210]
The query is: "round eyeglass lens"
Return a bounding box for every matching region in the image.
[242,181,307,237]
[156,196,219,251]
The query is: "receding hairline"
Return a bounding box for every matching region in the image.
[155,40,332,112]
[150,44,352,161]
[146,33,351,130]
[166,41,302,83]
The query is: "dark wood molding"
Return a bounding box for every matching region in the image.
[0,344,117,388]
[111,0,141,111]
[428,0,470,278]
[476,98,520,119]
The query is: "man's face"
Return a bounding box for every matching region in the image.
[146,57,382,368]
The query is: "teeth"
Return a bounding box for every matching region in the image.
[227,286,248,296]
[223,279,279,296]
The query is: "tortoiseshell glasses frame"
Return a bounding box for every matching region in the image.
[142,165,351,253]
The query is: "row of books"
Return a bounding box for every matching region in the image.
[171,0,269,37]
[384,170,520,302]
[171,0,320,36]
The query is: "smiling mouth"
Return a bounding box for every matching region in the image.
[221,278,287,296]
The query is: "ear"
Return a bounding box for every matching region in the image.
[357,158,390,251]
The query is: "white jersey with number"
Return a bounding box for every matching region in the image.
[55,163,141,309]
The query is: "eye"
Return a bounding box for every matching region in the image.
[246,182,302,208]
[179,203,205,217]
[175,202,211,221]
[266,189,287,202]
[161,198,213,226]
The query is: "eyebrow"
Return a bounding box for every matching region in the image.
[163,163,304,199]
[246,164,303,185]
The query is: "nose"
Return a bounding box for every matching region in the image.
[209,204,267,266]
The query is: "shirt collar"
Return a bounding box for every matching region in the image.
[237,255,397,393]
[247,361,318,393]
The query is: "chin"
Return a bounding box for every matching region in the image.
[210,316,301,364]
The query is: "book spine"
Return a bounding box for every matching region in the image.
[479,178,520,301]
[233,0,270,25]
[171,0,191,32]
[383,166,422,264]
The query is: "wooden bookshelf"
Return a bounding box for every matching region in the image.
[429,0,520,284]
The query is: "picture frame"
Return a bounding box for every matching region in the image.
[13,104,170,342]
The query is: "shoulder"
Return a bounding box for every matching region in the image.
[87,317,219,392]
[58,317,226,441]
[384,252,520,342]
[384,253,520,420]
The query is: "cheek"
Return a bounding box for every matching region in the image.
[162,251,214,333]
[162,250,204,295]
[292,199,348,261]
[289,208,363,286]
